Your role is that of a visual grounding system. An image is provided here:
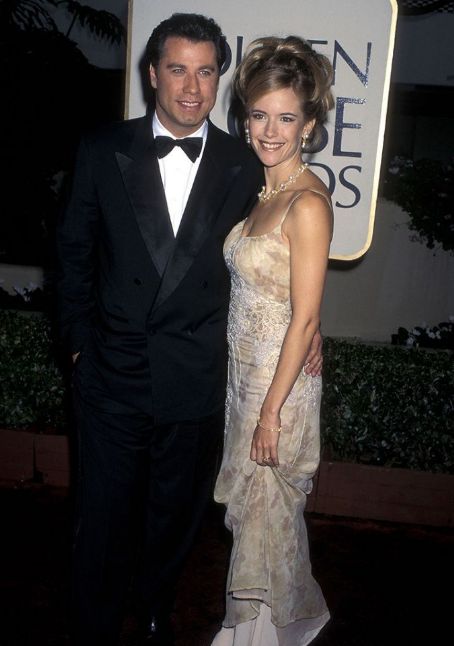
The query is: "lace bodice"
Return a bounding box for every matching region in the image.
[224,220,292,367]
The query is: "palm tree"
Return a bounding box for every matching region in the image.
[61,1,125,43]
[0,0,125,266]
[2,0,125,43]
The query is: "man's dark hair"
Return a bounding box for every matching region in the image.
[146,13,227,70]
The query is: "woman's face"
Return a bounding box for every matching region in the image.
[247,86,313,171]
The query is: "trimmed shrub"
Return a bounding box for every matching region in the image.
[321,338,454,474]
[0,311,67,431]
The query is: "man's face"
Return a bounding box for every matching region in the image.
[149,37,220,138]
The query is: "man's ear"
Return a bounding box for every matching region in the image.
[149,65,158,90]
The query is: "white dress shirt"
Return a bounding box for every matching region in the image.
[152,114,208,236]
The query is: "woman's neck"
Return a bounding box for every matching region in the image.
[263,156,304,192]
[258,160,308,204]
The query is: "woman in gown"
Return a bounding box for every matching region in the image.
[212,36,334,646]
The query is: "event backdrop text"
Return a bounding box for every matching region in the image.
[125,0,397,259]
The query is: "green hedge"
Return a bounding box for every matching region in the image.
[0,310,67,431]
[1,312,453,473]
[321,338,454,474]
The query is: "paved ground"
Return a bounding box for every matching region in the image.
[1,483,452,646]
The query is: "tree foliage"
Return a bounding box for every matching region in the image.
[384,157,454,254]
[2,0,125,42]
[0,0,125,265]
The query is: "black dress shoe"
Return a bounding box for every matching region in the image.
[137,613,175,646]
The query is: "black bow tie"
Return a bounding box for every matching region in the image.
[154,135,203,163]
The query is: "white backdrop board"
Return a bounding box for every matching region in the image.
[125,0,397,260]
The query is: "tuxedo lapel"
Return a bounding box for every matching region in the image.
[151,125,242,312]
[116,118,175,277]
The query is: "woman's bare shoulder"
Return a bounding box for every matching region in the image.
[284,170,333,236]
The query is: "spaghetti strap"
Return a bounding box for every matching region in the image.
[279,188,332,226]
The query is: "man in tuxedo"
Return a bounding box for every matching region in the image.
[57,13,322,646]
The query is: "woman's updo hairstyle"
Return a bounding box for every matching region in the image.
[233,36,334,152]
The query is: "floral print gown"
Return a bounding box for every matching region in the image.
[212,191,330,646]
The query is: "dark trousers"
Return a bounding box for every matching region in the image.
[71,389,224,646]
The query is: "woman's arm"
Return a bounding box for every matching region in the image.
[250,191,333,467]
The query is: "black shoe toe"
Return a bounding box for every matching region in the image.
[137,613,175,646]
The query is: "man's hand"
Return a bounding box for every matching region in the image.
[304,329,323,377]
[72,352,80,364]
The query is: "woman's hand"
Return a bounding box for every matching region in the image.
[250,416,281,467]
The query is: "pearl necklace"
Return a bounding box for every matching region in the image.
[258,163,308,203]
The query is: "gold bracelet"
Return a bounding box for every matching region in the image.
[257,417,282,433]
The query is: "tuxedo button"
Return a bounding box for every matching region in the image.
[148,327,156,336]
[201,281,208,289]
[134,278,142,286]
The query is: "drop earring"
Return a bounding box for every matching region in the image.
[301,132,309,151]
[245,124,251,146]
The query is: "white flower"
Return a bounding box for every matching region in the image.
[13,286,31,302]
[388,166,400,175]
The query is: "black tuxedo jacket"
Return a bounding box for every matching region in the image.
[57,115,263,423]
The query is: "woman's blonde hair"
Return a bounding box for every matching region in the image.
[233,36,334,151]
